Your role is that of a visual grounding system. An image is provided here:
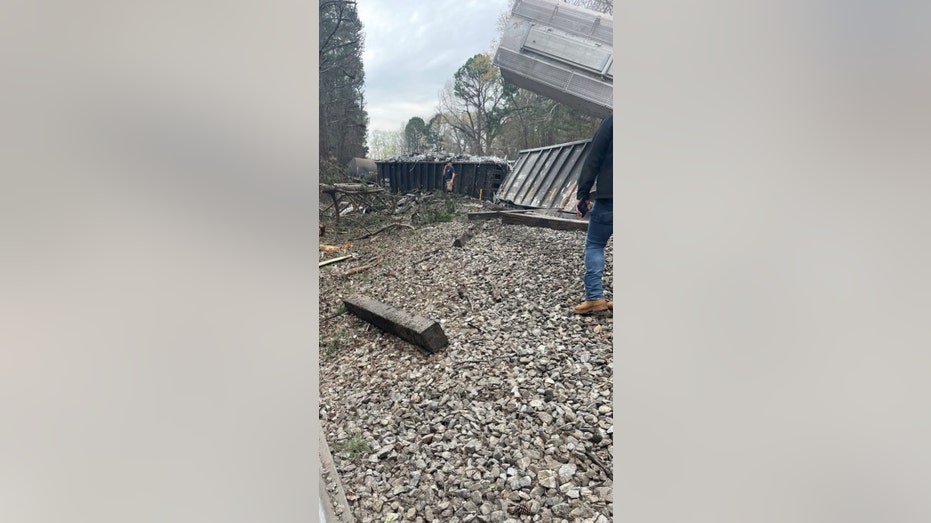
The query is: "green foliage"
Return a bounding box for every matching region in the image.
[413,192,458,225]
[435,51,598,157]
[340,432,371,459]
[494,88,600,158]
[319,155,346,185]
[404,117,428,154]
[453,54,495,100]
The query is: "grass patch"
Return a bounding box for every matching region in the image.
[415,192,458,224]
[322,328,347,360]
[340,433,371,460]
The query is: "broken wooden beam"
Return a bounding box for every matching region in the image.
[343,295,449,353]
[500,211,589,232]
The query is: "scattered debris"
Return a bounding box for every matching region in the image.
[381,152,509,164]
[320,183,392,223]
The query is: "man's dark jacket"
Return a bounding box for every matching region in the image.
[576,114,613,201]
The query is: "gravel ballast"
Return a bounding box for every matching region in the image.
[320,200,614,523]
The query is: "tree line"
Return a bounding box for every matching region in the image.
[371,52,601,160]
[320,0,612,164]
[319,0,368,167]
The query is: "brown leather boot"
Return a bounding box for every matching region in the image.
[573,299,609,315]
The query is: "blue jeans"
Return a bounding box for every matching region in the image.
[584,199,613,301]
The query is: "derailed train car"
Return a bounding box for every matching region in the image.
[376,157,509,201]
[494,0,613,119]
[492,0,612,214]
[347,157,378,183]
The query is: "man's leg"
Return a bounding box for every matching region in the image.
[576,200,613,313]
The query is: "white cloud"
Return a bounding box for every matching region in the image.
[367,100,440,131]
[356,0,510,132]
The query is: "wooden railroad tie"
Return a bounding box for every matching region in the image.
[342,295,449,354]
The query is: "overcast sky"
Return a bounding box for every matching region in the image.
[357,0,511,134]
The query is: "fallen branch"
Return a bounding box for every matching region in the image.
[320,183,388,223]
[338,259,382,278]
[575,449,613,480]
[319,254,353,268]
[351,223,414,241]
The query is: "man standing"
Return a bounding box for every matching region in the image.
[443,160,456,193]
[574,114,613,314]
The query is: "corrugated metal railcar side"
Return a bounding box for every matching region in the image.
[375,160,508,201]
[496,140,592,211]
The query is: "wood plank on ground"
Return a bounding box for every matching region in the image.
[466,211,500,221]
[500,211,589,232]
[466,209,534,221]
[342,295,449,353]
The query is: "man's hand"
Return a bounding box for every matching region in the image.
[576,198,593,217]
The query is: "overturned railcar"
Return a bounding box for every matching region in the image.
[494,0,612,119]
[376,158,509,201]
[496,139,592,213]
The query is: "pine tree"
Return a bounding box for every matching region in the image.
[320,1,368,165]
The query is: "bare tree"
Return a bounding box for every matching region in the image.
[436,54,515,156]
[428,112,466,155]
